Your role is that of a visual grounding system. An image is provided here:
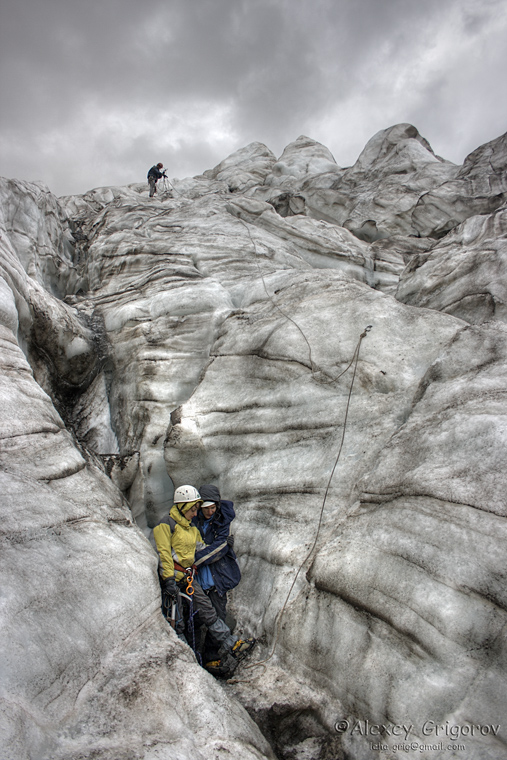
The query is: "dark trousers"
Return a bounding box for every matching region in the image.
[207,588,227,621]
[161,580,219,637]
[163,580,235,657]
[179,579,219,627]
[201,587,229,662]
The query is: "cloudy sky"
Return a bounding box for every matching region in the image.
[1,0,506,196]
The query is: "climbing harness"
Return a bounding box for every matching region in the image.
[184,568,195,596]
[173,561,196,596]
[226,215,373,683]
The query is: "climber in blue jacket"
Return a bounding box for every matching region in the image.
[147,163,165,197]
[192,484,241,624]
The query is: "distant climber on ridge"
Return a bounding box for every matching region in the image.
[147,162,166,197]
[153,484,255,677]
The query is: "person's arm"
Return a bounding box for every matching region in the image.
[194,502,235,567]
[153,522,175,579]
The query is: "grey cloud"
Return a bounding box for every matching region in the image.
[1,0,506,195]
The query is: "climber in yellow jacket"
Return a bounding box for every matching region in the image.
[153,485,255,677]
[154,496,204,582]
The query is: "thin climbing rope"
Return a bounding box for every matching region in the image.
[228,215,372,683]
[237,216,367,385]
[187,596,203,666]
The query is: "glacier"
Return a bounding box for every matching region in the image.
[0,124,506,760]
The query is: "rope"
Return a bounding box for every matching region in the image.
[186,595,202,666]
[163,586,202,665]
[227,216,372,683]
[237,217,368,385]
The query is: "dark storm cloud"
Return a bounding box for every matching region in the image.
[1,0,506,195]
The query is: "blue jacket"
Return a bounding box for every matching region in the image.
[192,500,241,596]
[147,165,164,180]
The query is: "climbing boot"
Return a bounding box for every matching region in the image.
[204,653,238,679]
[231,637,256,661]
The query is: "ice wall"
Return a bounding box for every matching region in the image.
[1,123,506,760]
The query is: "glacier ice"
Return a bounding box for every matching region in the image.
[1,124,507,760]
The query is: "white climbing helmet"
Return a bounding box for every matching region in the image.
[173,485,201,504]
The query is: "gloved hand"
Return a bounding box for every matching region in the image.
[162,576,178,599]
[227,534,235,548]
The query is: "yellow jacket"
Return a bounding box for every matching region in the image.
[153,505,205,581]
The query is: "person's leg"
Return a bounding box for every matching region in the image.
[148,177,157,196]
[181,581,255,676]
[207,588,227,621]
[202,589,221,660]
[206,588,236,631]
[202,589,228,661]
[186,581,236,651]
[196,584,253,659]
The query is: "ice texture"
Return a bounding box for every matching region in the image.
[1,123,507,760]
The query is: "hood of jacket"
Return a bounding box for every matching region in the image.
[199,484,221,503]
[170,504,193,528]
